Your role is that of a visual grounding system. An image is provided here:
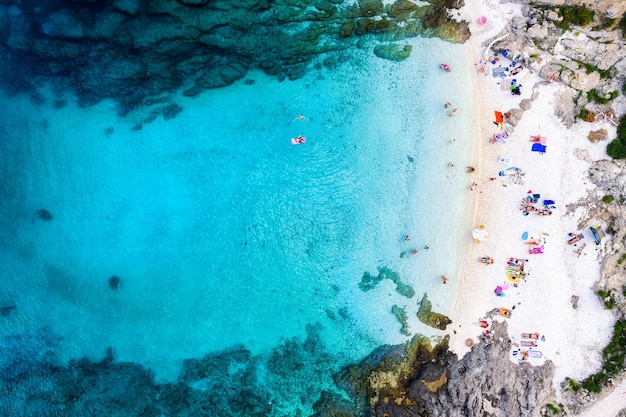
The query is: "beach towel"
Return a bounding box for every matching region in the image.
[492,67,507,78]
[501,77,515,91]
[530,135,547,145]
[498,167,525,185]
[531,143,547,154]
[491,131,508,144]
[495,111,504,124]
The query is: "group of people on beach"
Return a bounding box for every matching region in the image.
[444,101,458,117]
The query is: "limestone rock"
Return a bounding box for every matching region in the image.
[573,147,592,163]
[569,70,600,92]
[339,321,556,416]
[505,108,525,126]
[520,98,532,111]
[553,87,578,128]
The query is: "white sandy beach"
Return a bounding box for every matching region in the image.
[449,0,617,397]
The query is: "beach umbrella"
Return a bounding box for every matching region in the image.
[477,16,488,26]
[494,286,503,295]
[472,225,488,242]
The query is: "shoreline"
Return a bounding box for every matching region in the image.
[448,0,617,395]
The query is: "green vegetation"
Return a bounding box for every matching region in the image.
[545,403,563,415]
[561,5,594,26]
[587,89,618,104]
[554,5,595,29]
[607,114,626,159]
[597,289,616,309]
[567,377,581,392]
[570,320,626,392]
[602,195,615,204]
[579,320,626,393]
[577,107,588,120]
[582,63,613,79]
[593,17,616,31]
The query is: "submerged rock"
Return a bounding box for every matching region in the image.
[391,305,411,336]
[373,44,412,61]
[359,267,415,298]
[37,209,53,221]
[416,292,452,330]
[107,275,121,290]
[0,0,469,114]
[0,305,16,317]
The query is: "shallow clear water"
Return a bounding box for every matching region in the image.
[0,37,475,413]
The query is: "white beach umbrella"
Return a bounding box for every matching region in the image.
[472,225,488,243]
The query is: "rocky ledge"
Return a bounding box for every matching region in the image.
[329,320,555,417]
[0,0,469,115]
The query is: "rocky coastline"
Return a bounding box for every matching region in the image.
[0,0,468,116]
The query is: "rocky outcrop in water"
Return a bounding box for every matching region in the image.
[416,293,452,330]
[334,321,555,417]
[0,0,469,115]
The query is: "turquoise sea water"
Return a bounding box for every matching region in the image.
[0,38,474,414]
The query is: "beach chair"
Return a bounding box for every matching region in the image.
[531,143,547,154]
[543,199,556,209]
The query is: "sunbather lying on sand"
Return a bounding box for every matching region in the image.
[567,233,583,245]
[536,209,552,216]
[520,204,535,211]
[524,238,542,245]
[507,257,525,267]
[481,256,494,264]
